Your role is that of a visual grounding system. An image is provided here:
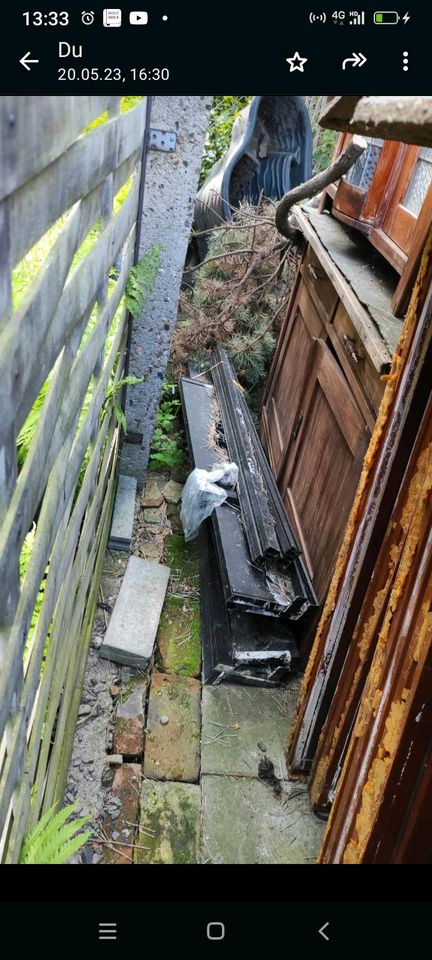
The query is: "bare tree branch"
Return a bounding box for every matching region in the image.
[275,135,367,241]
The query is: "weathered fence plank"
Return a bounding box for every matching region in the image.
[7,102,145,267]
[0,96,121,202]
[0,175,139,451]
[5,420,119,859]
[0,292,132,739]
[0,233,135,605]
[0,96,148,862]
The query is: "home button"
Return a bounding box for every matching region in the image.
[207,922,225,941]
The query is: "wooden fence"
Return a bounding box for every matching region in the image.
[0,96,149,862]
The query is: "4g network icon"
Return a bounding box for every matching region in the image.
[308,10,411,25]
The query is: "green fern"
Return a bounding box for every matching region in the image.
[19,802,91,864]
[16,381,49,467]
[104,375,144,433]
[125,244,161,318]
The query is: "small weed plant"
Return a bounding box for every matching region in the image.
[149,383,186,473]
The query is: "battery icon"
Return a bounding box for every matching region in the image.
[374,11,400,23]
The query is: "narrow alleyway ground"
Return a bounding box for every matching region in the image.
[65,476,324,864]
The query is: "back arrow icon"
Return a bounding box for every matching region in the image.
[20,51,39,71]
[342,51,367,69]
[319,922,330,941]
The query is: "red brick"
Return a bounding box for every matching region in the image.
[102,763,141,864]
[113,682,146,756]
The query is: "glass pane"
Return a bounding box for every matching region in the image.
[403,147,432,216]
[345,138,383,191]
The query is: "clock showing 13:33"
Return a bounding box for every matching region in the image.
[23,11,70,26]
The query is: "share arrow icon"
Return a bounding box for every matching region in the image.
[342,51,367,69]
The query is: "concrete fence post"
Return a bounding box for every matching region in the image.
[120,95,213,486]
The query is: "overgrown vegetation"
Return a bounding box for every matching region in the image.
[313,127,338,172]
[20,525,46,649]
[125,244,161,318]
[187,96,335,410]
[149,383,186,473]
[19,803,91,864]
[103,375,144,433]
[172,202,299,409]
[304,95,338,172]
[16,238,160,661]
[200,96,252,186]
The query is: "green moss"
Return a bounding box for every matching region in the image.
[163,531,198,581]
[120,674,147,701]
[157,523,201,678]
[135,784,200,864]
[156,596,201,678]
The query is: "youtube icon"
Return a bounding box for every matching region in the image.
[129,11,148,24]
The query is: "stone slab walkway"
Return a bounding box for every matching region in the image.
[144,672,201,783]
[136,781,201,864]
[65,479,325,865]
[201,684,324,864]
[201,685,297,779]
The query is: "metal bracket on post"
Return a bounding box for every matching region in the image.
[149,129,177,152]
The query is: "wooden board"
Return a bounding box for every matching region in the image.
[0,96,147,863]
[295,206,402,364]
[287,238,432,778]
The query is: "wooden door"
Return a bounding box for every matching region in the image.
[261,281,325,479]
[280,339,370,601]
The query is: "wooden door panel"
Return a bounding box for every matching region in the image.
[261,284,325,477]
[282,340,370,600]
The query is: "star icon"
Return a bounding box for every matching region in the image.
[286,51,308,72]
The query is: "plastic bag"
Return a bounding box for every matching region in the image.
[180,462,238,541]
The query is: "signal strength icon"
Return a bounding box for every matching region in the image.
[349,10,365,24]
[309,12,327,23]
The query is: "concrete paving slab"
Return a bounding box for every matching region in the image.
[144,672,201,782]
[99,557,170,668]
[108,474,137,550]
[201,683,301,779]
[202,775,324,864]
[136,780,201,864]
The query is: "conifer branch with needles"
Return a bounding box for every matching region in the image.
[172,201,299,406]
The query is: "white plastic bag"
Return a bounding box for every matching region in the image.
[180,462,238,541]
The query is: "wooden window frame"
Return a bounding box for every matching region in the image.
[368,143,419,272]
[324,134,432,315]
